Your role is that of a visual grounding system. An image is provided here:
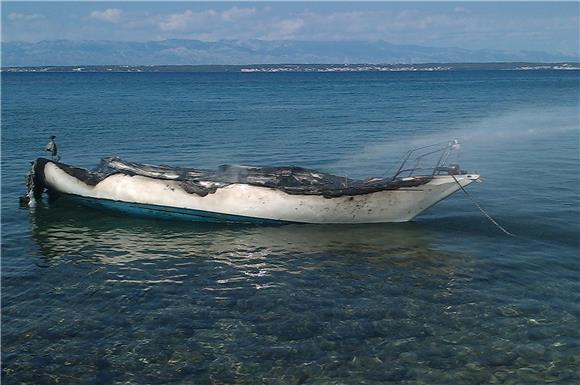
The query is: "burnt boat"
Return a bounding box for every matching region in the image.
[24,140,480,224]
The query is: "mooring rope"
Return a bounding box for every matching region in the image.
[451,174,515,237]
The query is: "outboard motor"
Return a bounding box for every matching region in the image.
[20,159,49,207]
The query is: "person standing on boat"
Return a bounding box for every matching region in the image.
[45,135,60,161]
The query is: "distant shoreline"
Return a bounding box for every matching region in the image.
[2,63,579,73]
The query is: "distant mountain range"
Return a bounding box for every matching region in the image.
[2,39,577,67]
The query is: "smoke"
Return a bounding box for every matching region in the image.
[329,106,579,176]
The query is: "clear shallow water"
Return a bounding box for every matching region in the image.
[2,71,579,384]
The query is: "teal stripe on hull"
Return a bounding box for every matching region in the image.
[67,194,289,224]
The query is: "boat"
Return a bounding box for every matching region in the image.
[24,140,480,224]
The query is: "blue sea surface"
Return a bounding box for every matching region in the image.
[2,71,579,384]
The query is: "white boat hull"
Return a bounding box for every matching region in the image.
[40,162,479,224]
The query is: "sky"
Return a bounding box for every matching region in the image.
[2,2,579,56]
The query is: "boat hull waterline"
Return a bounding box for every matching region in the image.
[33,161,479,224]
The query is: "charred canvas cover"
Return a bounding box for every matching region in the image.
[33,157,432,198]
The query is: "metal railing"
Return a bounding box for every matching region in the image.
[392,139,461,179]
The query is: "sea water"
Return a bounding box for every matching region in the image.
[2,71,579,384]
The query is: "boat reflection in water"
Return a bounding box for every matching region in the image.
[23,200,482,385]
[30,199,471,278]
